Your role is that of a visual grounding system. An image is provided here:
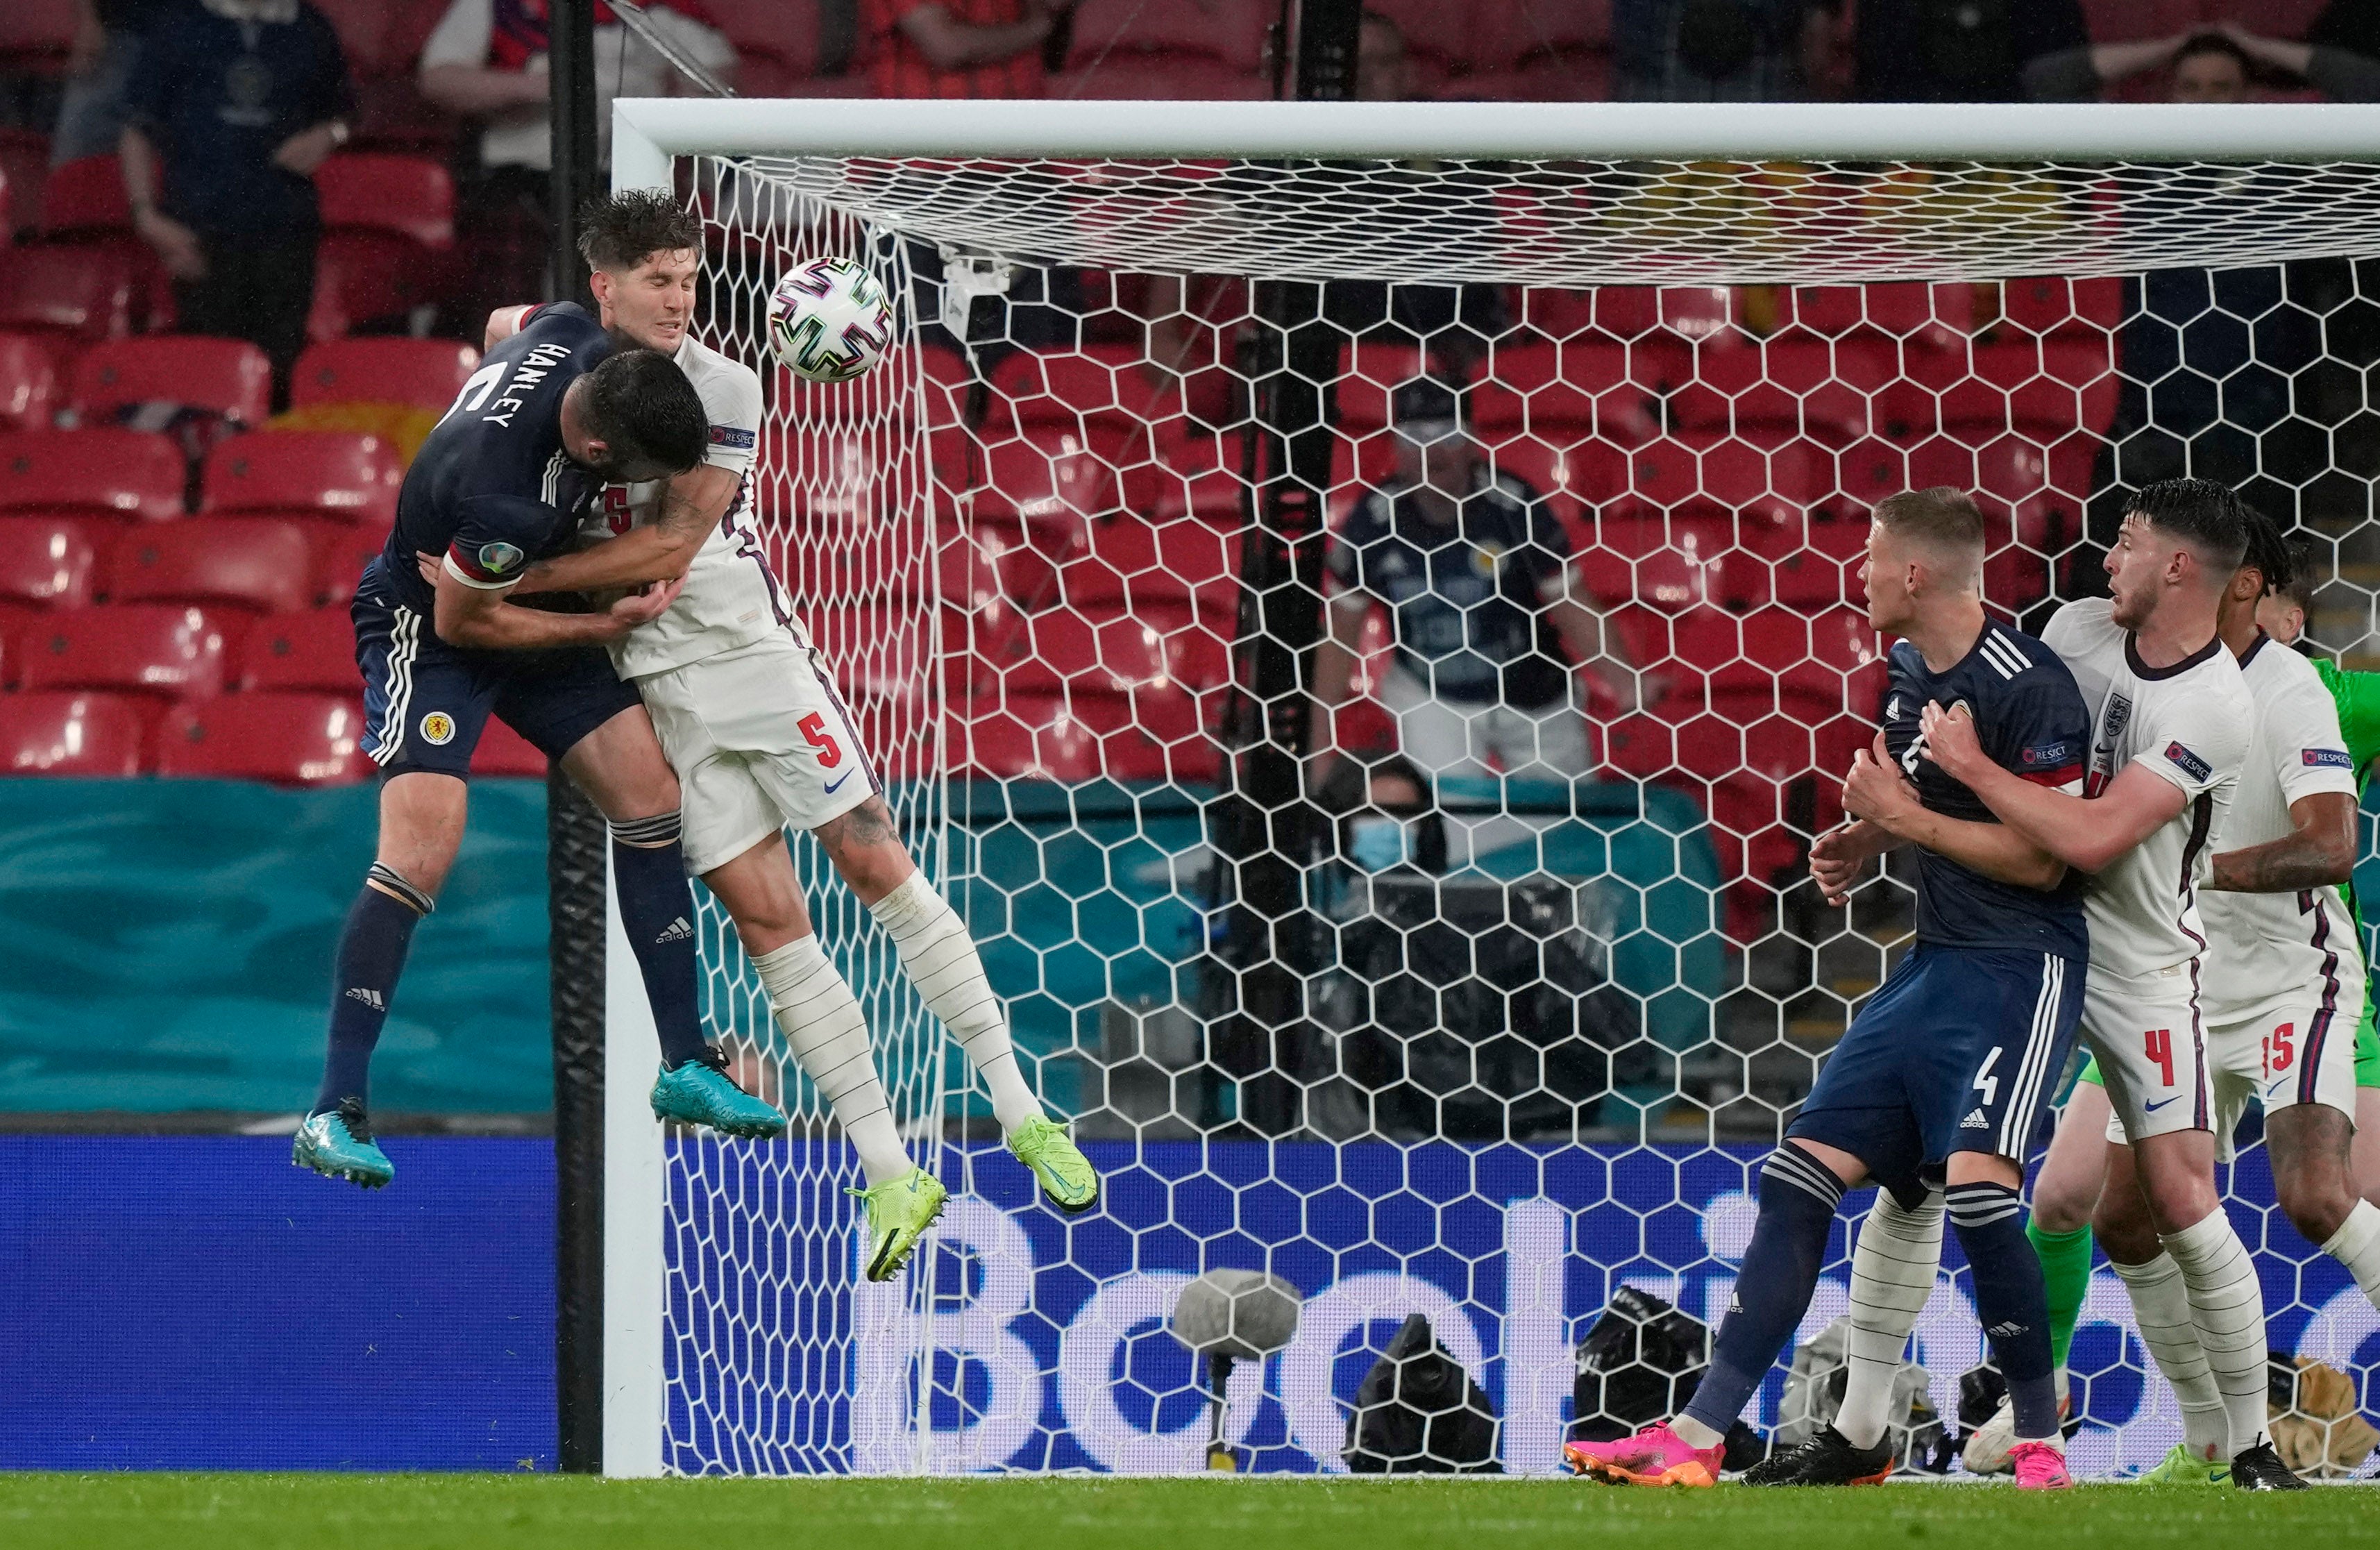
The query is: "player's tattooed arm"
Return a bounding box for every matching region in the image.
[2206,791,2357,892]
[512,465,741,596]
[1921,701,2185,874]
[1844,728,2064,891]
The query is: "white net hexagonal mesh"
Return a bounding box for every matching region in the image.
[648,146,2380,1479]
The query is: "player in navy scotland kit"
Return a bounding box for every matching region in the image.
[1568,489,2088,1490]
[294,302,786,1188]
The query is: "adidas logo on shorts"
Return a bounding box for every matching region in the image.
[344,986,385,1011]
[657,916,693,945]
[1959,1108,1989,1129]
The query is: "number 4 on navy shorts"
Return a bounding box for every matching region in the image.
[1791,945,2084,1204]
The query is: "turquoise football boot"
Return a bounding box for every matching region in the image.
[650,1047,788,1139]
[852,1166,947,1282]
[1007,1115,1099,1213]
[292,1098,394,1189]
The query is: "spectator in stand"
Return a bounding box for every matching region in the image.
[120,0,353,405]
[1846,0,2092,102]
[864,0,1074,99]
[53,0,171,165]
[1309,378,1641,792]
[1612,0,1837,102]
[2221,13,2380,101]
[2025,28,2257,101]
[419,0,736,334]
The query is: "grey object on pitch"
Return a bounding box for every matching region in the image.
[1171,1270,1303,1473]
[1170,1269,1302,1359]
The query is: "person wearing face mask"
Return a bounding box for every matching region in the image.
[1309,376,1639,799]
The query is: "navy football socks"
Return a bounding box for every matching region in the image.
[1682,1143,1849,1438]
[609,813,708,1069]
[313,866,430,1114]
[1948,1180,2062,1441]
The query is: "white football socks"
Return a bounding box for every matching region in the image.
[2322,1198,2380,1306]
[870,871,1043,1134]
[750,935,911,1188]
[2160,1208,2271,1456]
[2110,1250,2227,1460]
[1834,1188,1944,1451]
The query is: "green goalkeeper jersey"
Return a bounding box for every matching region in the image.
[2313,657,2380,1081]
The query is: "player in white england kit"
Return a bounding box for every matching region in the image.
[478,194,1100,1281]
[1970,513,2380,1483]
[1919,479,2300,1490]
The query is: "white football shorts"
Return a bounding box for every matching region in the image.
[2202,979,2369,1157]
[2081,961,2214,1146]
[636,627,877,875]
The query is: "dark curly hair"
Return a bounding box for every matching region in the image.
[577,188,702,273]
[580,348,707,476]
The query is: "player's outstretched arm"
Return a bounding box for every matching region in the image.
[1921,702,2185,875]
[2207,791,2357,892]
[432,563,680,650]
[512,465,740,596]
[1841,730,2065,891]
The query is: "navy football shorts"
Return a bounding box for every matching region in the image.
[1789,943,2084,1208]
[353,571,641,780]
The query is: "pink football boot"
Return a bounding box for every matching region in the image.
[2009,1440,2075,1490]
[1564,1422,1725,1487]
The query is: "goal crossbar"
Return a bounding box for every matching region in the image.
[614,97,2380,167]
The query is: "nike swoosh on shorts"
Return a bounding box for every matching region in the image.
[2143,1095,2182,1112]
[824,770,852,795]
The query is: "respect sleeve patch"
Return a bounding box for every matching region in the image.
[708,425,756,449]
[2164,741,2213,783]
[2304,748,2354,770]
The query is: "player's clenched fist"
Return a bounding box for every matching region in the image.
[1918,699,1986,782]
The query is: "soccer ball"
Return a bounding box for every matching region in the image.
[767,257,895,383]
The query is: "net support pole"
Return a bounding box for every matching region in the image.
[593,111,673,1481]
[1206,0,1360,1134]
[546,0,609,1479]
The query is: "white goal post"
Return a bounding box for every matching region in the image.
[601,98,2380,1480]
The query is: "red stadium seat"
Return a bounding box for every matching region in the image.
[0,691,146,775]
[471,716,548,777]
[291,337,479,412]
[308,521,392,607]
[37,153,140,235]
[156,692,364,784]
[0,514,96,606]
[0,0,77,69]
[15,603,238,698]
[201,431,402,522]
[238,607,357,693]
[0,332,60,430]
[0,244,135,342]
[72,336,273,428]
[314,155,455,326]
[955,694,1106,782]
[0,430,184,520]
[105,518,316,613]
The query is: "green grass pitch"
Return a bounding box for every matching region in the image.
[3,1474,2373,1550]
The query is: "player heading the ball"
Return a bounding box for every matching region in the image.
[482,194,1099,1279]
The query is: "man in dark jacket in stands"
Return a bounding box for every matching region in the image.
[119,0,353,405]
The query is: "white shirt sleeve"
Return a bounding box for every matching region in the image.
[2039,599,2100,662]
[647,7,739,73]
[2138,685,2253,798]
[2268,673,2361,806]
[419,0,496,72]
[698,360,763,479]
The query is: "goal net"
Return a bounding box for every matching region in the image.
[603,99,2380,1479]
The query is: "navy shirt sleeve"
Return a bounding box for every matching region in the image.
[445,496,556,590]
[1328,494,1385,593]
[1988,670,2091,789]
